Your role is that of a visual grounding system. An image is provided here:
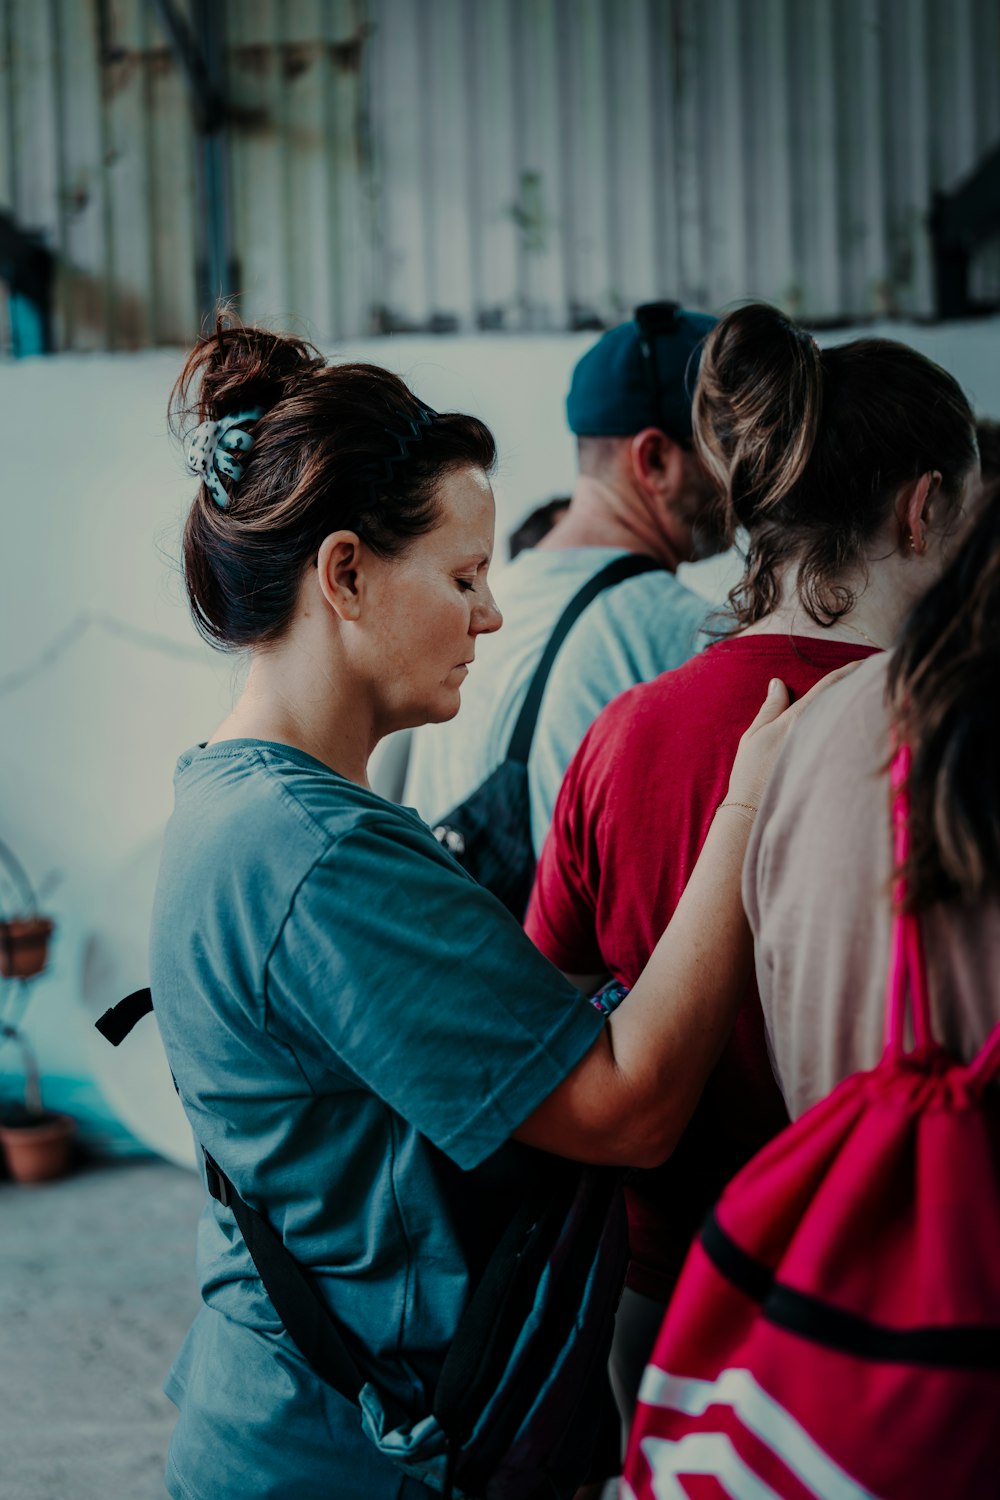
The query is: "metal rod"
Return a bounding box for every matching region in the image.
[147,0,234,319]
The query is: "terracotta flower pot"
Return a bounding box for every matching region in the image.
[0,1110,76,1184]
[0,917,54,979]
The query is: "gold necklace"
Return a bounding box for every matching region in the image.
[841,619,888,651]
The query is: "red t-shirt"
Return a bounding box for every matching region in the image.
[526,634,877,1300]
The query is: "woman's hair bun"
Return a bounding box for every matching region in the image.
[174,312,497,651]
[693,301,823,537]
[693,301,975,633]
[170,308,325,432]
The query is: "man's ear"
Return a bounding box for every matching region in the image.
[896,470,942,555]
[316,531,364,620]
[630,427,686,497]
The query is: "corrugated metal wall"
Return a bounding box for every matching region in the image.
[1,0,999,352]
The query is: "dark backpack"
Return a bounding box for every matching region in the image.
[96,990,628,1500]
[430,553,663,917]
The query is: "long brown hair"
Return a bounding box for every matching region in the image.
[171,314,496,649]
[693,303,977,629]
[890,485,1000,910]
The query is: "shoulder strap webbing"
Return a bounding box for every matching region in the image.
[202,1152,366,1407]
[505,553,662,765]
[885,743,933,1056]
[94,989,366,1407]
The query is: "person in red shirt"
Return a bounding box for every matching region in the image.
[525,302,980,1440]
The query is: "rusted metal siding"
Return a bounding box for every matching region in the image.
[0,0,998,352]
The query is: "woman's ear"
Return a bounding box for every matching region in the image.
[896,470,942,556]
[316,531,364,620]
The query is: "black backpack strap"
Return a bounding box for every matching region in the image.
[505,553,663,765]
[95,987,154,1045]
[94,988,365,1408]
[202,1152,366,1407]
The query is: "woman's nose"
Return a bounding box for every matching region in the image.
[473,593,503,635]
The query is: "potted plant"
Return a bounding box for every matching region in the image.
[0,834,74,1183]
[0,1024,76,1182]
[0,834,54,979]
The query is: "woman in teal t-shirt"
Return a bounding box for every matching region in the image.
[151,319,840,1500]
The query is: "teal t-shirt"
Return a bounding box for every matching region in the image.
[150,740,603,1500]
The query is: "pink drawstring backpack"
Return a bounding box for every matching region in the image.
[624,744,1000,1500]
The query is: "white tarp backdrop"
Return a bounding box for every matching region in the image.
[1,321,997,1160]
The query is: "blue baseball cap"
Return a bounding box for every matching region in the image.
[566,302,717,443]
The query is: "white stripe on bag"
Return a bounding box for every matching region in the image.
[636,1367,881,1500]
[641,1432,783,1499]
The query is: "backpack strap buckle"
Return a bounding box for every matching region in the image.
[94,987,155,1046]
[203,1151,232,1208]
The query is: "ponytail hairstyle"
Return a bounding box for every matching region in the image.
[170,313,497,649]
[890,484,1000,910]
[693,303,977,628]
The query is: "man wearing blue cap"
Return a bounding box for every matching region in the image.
[404,301,727,858]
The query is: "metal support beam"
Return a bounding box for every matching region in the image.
[148,0,235,321]
[148,0,225,132]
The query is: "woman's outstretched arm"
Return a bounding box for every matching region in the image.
[514,668,857,1168]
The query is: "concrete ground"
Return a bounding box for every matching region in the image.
[2,1156,203,1500]
[3,1156,623,1500]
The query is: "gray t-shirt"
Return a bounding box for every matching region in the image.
[403,547,709,853]
[150,739,602,1500]
[744,653,1000,1120]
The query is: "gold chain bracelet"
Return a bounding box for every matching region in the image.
[717,800,758,823]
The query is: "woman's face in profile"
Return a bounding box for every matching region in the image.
[363,464,503,733]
